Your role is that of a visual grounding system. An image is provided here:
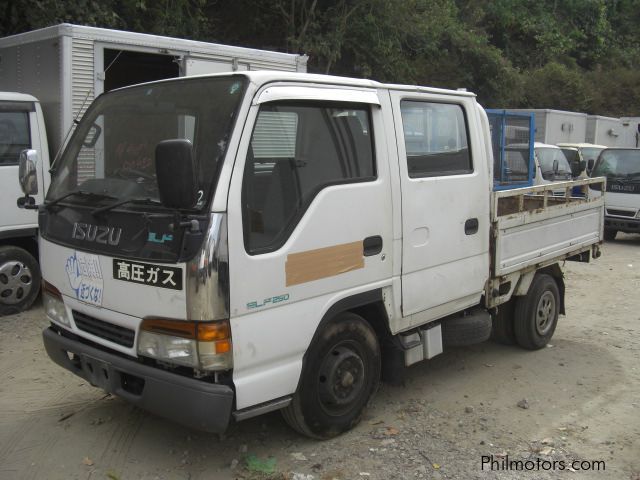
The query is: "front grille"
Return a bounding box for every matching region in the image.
[72,311,135,348]
[607,209,636,217]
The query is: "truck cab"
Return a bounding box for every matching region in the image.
[590,148,640,240]
[0,92,50,314]
[533,142,573,194]
[557,142,607,177]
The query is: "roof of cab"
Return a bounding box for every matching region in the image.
[534,142,561,149]
[0,92,39,102]
[556,142,607,149]
[113,70,477,98]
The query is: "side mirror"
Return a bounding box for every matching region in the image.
[155,139,197,209]
[553,159,559,173]
[587,159,595,172]
[579,160,586,172]
[19,149,38,195]
[82,123,102,148]
[17,149,39,210]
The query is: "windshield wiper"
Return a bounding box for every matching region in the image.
[92,197,162,215]
[45,190,115,210]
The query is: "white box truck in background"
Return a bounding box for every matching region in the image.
[0,92,49,313]
[507,109,588,145]
[0,24,307,314]
[586,115,624,147]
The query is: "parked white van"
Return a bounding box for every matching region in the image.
[590,148,640,240]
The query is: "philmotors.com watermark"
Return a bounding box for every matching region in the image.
[482,455,606,472]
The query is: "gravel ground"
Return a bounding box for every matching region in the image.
[1,236,639,480]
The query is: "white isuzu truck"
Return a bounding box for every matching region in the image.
[17,72,604,438]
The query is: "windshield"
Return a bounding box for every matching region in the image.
[47,76,246,211]
[560,148,579,164]
[581,147,604,162]
[536,147,572,180]
[592,149,640,178]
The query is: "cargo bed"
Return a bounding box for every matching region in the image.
[486,178,605,308]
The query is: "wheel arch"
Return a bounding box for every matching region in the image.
[297,288,390,388]
[537,264,565,315]
[0,234,39,260]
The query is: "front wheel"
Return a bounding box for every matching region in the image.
[282,312,380,439]
[0,246,41,316]
[514,274,560,350]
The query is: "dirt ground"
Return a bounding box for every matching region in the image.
[1,236,639,480]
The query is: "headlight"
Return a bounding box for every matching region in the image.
[42,281,70,327]
[138,318,232,370]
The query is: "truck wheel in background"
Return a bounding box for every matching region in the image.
[513,274,559,350]
[282,312,381,439]
[0,246,41,316]
[491,300,516,345]
[604,229,617,241]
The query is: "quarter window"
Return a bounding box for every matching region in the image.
[400,101,471,177]
[242,102,376,254]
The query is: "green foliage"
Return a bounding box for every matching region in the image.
[2,0,640,114]
[521,62,589,111]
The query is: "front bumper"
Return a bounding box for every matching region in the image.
[605,216,640,233]
[43,327,234,432]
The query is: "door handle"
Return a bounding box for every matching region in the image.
[363,235,383,256]
[464,218,479,235]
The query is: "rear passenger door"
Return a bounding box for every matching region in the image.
[389,91,490,321]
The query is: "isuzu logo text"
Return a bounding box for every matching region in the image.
[610,184,636,192]
[72,222,122,246]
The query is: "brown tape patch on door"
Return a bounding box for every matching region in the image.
[285,241,364,287]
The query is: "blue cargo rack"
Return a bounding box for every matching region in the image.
[486,109,535,191]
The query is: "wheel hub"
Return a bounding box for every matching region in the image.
[535,291,556,335]
[0,260,33,305]
[318,345,365,414]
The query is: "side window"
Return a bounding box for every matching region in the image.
[0,111,31,166]
[400,101,471,177]
[242,102,376,254]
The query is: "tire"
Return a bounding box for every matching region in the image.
[0,246,41,316]
[604,229,617,241]
[282,312,381,439]
[491,299,516,345]
[441,311,492,347]
[513,274,559,350]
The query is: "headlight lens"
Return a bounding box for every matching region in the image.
[42,281,70,327]
[138,331,198,367]
[137,318,232,370]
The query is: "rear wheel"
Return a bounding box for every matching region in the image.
[0,246,41,316]
[604,229,617,241]
[514,274,559,350]
[282,312,380,439]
